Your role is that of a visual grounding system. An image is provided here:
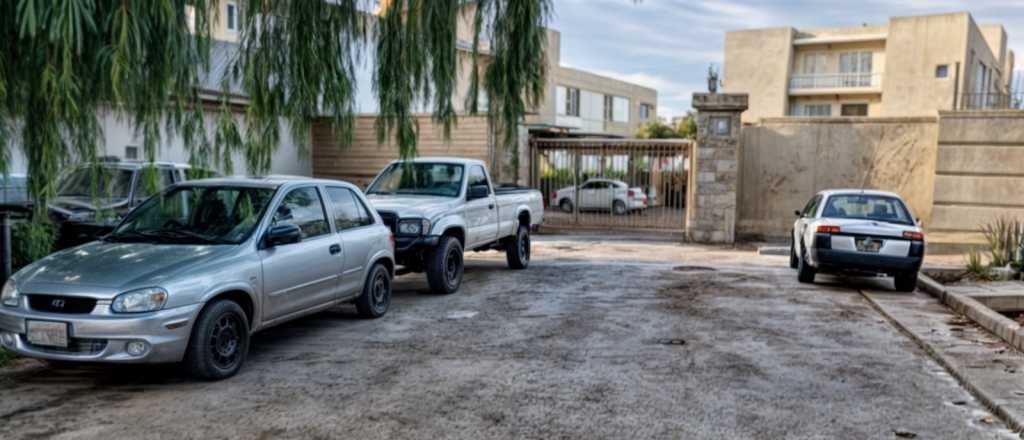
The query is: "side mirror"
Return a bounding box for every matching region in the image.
[794,210,802,217]
[467,184,490,200]
[265,224,302,248]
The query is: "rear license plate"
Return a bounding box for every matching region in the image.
[856,238,883,253]
[26,320,69,348]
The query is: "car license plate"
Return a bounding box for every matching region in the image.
[856,238,883,253]
[26,320,69,348]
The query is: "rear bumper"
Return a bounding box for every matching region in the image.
[813,249,923,275]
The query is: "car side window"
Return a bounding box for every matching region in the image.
[468,166,489,189]
[133,168,177,203]
[273,187,330,239]
[326,187,374,231]
[802,195,821,217]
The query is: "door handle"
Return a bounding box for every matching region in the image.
[488,204,495,210]
[329,244,342,255]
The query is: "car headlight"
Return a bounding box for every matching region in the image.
[397,218,431,236]
[111,287,168,313]
[1,279,19,307]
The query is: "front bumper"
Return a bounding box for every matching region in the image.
[0,302,201,364]
[813,249,923,275]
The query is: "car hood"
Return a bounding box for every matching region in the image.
[15,241,235,294]
[821,218,919,238]
[366,194,462,220]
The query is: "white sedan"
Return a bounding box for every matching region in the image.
[552,178,648,215]
[790,189,925,291]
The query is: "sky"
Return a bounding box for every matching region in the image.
[549,0,1024,120]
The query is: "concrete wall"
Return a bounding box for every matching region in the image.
[8,109,310,177]
[930,111,1024,233]
[737,116,939,239]
[724,27,794,124]
[311,115,492,188]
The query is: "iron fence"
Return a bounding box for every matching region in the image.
[531,138,692,232]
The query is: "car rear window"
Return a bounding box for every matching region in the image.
[821,194,914,225]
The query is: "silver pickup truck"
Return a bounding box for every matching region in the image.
[365,158,544,294]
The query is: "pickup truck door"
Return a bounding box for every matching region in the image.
[465,165,499,248]
[259,186,343,321]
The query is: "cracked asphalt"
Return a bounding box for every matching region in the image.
[0,235,1017,439]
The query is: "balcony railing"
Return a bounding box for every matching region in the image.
[960,92,1024,110]
[789,73,882,90]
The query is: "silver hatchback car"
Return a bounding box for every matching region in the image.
[0,177,394,379]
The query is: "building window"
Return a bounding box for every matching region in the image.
[604,95,613,121]
[226,1,239,32]
[840,104,868,117]
[791,103,832,117]
[935,65,949,78]
[125,145,139,160]
[639,103,654,121]
[839,51,873,87]
[612,96,629,122]
[565,87,580,116]
[801,53,827,74]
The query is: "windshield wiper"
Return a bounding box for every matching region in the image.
[104,231,175,244]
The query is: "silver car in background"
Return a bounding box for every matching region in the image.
[552,178,648,215]
[0,177,394,379]
[791,189,925,292]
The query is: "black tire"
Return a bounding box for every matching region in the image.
[425,236,463,295]
[559,199,574,213]
[183,300,250,380]
[894,272,918,292]
[506,225,531,270]
[789,240,799,269]
[797,244,816,284]
[355,263,392,318]
[613,200,627,215]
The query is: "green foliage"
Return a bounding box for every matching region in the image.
[467,0,552,179]
[12,221,55,271]
[980,216,1024,268]
[636,112,696,140]
[0,347,15,367]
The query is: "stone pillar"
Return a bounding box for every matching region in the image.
[687,93,748,244]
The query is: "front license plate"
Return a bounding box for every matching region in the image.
[856,238,883,253]
[26,321,69,348]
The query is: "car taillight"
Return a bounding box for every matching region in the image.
[903,231,924,241]
[628,190,636,198]
[817,225,841,234]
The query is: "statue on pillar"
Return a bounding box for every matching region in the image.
[707,65,719,94]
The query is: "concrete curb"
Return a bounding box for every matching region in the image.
[861,275,1024,434]
[918,276,1024,353]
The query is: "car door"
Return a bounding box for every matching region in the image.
[465,165,498,248]
[259,186,343,321]
[579,181,600,209]
[794,194,822,246]
[325,186,379,297]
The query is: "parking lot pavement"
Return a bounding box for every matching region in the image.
[0,236,1017,439]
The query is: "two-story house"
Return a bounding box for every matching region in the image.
[724,12,1015,123]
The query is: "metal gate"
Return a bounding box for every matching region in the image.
[530,138,692,232]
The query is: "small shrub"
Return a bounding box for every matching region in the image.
[12,220,56,272]
[980,216,1024,268]
[964,248,995,281]
[0,347,15,367]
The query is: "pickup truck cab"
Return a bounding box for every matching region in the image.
[365,158,544,294]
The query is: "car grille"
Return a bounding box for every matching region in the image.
[378,211,398,234]
[23,335,107,355]
[28,295,97,314]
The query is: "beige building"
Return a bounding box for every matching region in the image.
[724,12,1015,123]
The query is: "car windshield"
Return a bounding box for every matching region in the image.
[367,163,465,197]
[57,167,135,200]
[108,186,276,245]
[821,194,914,225]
